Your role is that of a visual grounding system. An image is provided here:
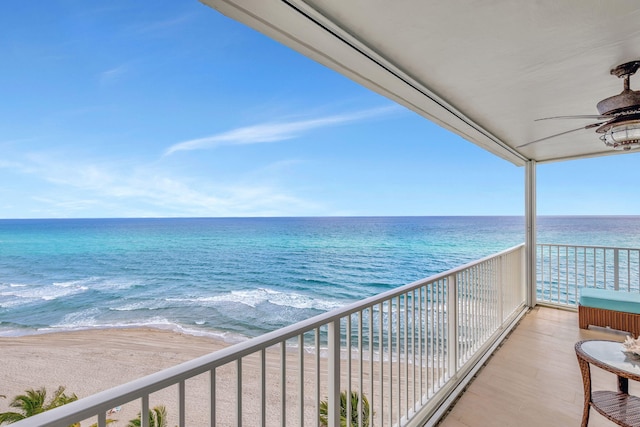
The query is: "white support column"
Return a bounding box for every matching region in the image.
[525,160,537,307]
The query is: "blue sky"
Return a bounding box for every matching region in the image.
[0,1,637,218]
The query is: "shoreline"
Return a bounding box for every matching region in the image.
[0,323,253,343]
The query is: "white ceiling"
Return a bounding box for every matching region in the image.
[200,0,640,166]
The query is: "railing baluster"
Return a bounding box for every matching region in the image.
[419,287,423,403]
[299,334,304,427]
[280,342,286,427]
[574,247,578,304]
[178,380,185,427]
[484,263,488,342]
[614,248,620,290]
[368,308,373,427]
[261,349,266,427]
[550,245,554,299]
[593,248,597,287]
[315,329,320,427]
[347,315,352,427]
[604,249,608,288]
[436,282,442,388]
[388,300,393,427]
[483,264,486,346]
[358,311,364,427]
[448,274,458,379]
[378,302,384,427]
[412,289,416,413]
[470,268,475,357]
[564,246,569,304]
[141,395,149,427]
[627,250,631,291]
[584,247,587,289]
[430,283,435,396]
[404,293,409,420]
[396,295,401,425]
[539,244,544,302]
[556,246,560,301]
[237,359,243,427]
[328,319,341,427]
[462,271,467,362]
[210,368,216,427]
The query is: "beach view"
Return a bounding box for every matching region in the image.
[2,216,640,426]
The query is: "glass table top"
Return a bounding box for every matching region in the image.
[579,340,640,377]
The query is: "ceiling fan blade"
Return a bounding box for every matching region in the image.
[535,115,608,121]
[517,123,603,148]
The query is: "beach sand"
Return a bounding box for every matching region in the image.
[0,328,232,426]
[0,328,419,426]
[0,328,339,426]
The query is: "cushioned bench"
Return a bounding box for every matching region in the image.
[578,287,640,337]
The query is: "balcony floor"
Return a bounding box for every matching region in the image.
[439,306,638,427]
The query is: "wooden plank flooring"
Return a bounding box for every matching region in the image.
[438,306,639,427]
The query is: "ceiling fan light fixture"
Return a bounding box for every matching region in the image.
[599,120,640,151]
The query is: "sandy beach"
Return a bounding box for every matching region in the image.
[0,328,353,426]
[0,328,232,426]
[1,327,419,426]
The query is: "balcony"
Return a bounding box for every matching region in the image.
[439,305,633,427]
[9,242,639,427]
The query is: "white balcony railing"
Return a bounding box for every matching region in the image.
[13,244,526,427]
[537,244,640,307]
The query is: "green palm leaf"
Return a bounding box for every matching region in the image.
[127,405,167,427]
[319,391,370,427]
[0,386,79,426]
[0,411,27,424]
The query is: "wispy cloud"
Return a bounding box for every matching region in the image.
[0,159,24,169]
[132,14,192,35]
[164,106,401,156]
[15,152,324,217]
[99,64,128,85]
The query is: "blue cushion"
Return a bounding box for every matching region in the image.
[579,288,640,314]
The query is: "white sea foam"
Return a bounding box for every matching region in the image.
[50,312,180,333]
[0,281,88,302]
[167,287,345,311]
[109,301,163,311]
[53,279,88,288]
[55,308,102,328]
[54,277,137,291]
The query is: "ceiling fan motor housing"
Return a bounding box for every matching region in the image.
[596,60,640,116]
[596,90,640,116]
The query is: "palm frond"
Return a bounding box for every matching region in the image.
[127,405,167,427]
[319,391,370,427]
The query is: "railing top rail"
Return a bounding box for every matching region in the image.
[538,243,640,252]
[16,243,525,427]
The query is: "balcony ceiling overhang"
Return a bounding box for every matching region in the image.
[200,0,640,166]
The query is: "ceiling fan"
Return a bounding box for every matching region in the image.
[519,60,640,151]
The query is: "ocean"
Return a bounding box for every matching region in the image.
[1,216,639,341]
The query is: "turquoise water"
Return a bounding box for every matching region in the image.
[0,216,638,340]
